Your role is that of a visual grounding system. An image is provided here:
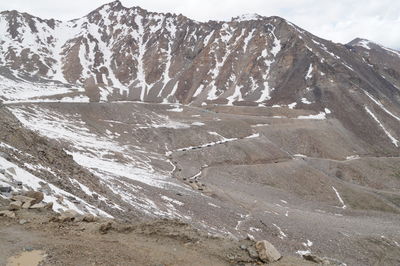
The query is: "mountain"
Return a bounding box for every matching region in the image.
[348,38,400,90]
[0,1,399,154]
[1,2,400,265]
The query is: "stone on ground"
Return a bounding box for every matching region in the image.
[0,210,16,218]
[255,240,282,263]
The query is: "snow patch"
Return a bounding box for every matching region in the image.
[365,106,399,147]
[332,186,347,209]
[305,64,313,80]
[297,112,326,120]
[301,98,312,104]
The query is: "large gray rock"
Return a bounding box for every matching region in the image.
[0,186,12,193]
[6,167,16,175]
[0,152,9,160]
[246,246,258,259]
[255,240,282,263]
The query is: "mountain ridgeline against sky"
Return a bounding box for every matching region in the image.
[0,0,400,153]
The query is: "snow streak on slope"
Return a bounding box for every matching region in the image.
[255,26,281,105]
[132,13,148,101]
[365,106,399,147]
[297,112,326,120]
[10,105,172,188]
[8,105,200,219]
[0,76,86,102]
[332,186,347,209]
[364,91,400,121]
[0,152,111,217]
[305,64,313,80]
[227,86,244,106]
[354,39,371,50]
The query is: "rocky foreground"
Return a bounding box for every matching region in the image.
[0,190,338,266]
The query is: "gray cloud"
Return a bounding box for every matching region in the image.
[0,0,399,49]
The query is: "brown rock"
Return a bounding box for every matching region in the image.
[99,222,113,234]
[62,210,79,218]
[22,201,33,209]
[0,210,16,218]
[82,214,97,223]
[11,195,36,204]
[189,183,198,190]
[303,254,331,265]
[9,200,23,210]
[255,240,281,263]
[54,210,80,222]
[44,202,54,210]
[23,191,44,204]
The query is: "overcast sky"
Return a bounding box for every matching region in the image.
[0,0,399,49]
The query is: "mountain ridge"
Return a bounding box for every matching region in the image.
[0,1,399,153]
[1,3,400,265]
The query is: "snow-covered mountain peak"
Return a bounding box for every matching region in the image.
[232,13,264,22]
[0,2,400,155]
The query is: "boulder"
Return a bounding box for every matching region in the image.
[189,183,198,190]
[9,200,23,210]
[30,203,48,209]
[6,167,16,175]
[22,201,33,209]
[0,152,10,160]
[246,247,259,259]
[0,186,12,193]
[99,222,113,234]
[0,210,16,218]
[302,254,332,265]
[51,209,79,223]
[10,195,36,209]
[82,214,97,223]
[22,191,44,204]
[44,202,54,210]
[255,240,282,263]
[11,195,36,204]
[74,214,97,223]
[60,210,79,222]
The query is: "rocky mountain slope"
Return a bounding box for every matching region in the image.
[1,1,400,265]
[1,1,400,154]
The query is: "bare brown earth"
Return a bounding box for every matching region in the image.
[0,205,313,266]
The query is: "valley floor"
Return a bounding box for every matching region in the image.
[1,102,400,265]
